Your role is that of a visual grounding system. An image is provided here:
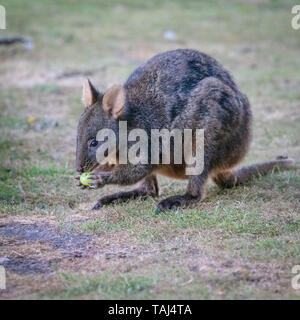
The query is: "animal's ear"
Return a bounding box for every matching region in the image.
[82,78,99,107]
[102,85,125,119]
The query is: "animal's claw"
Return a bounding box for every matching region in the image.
[86,174,104,189]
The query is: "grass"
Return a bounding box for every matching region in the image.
[0,0,299,299]
[55,273,157,300]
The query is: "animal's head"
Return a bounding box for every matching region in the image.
[76,78,126,173]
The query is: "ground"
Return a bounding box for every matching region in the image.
[0,0,299,299]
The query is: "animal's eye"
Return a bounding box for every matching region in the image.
[90,139,98,147]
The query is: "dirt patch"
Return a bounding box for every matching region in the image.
[0,222,92,251]
[1,257,59,275]
[0,222,94,278]
[0,222,157,275]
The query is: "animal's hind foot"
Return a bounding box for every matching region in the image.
[156,194,200,213]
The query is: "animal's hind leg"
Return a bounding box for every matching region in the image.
[156,169,209,212]
[156,77,229,212]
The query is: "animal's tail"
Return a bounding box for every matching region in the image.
[213,156,296,188]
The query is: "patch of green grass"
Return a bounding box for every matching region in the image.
[79,219,102,234]
[0,183,23,204]
[283,220,300,234]
[0,162,76,207]
[255,238,300,259]
[0,167,23,204]
[161,205,281,237]
[22,165,73,178]
[0,138,20,152]
[227,237,300,263]
[79,218,132,234]
[45,272,157,299]
[255,171,300,192]
[0,117,28,129]
[34,84,61,94]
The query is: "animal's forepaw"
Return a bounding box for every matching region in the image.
[87,170,111,190]
[156,194,197,213]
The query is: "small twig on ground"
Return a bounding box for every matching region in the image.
[18,182,25,195]
[0,37,33,49]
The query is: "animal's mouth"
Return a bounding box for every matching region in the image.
[86,162,116,173]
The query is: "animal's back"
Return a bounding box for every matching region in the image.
[124,49,241,123]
